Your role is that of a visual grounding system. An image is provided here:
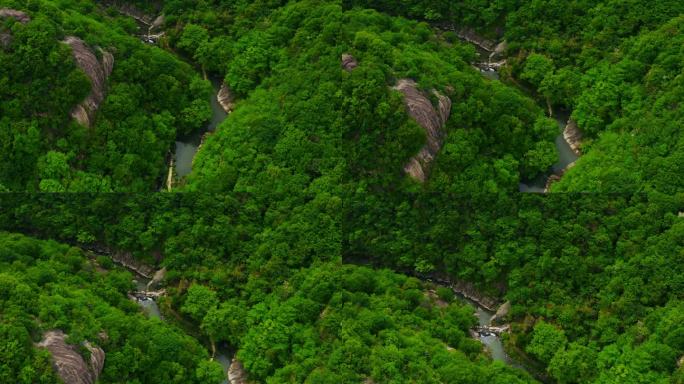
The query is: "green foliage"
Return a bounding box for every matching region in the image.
[0,232,213,384]
[0,0,210,191]
[526,321,567,364]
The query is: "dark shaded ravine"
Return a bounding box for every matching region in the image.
[174,77,228,178]
[519,109,579,193]
[420,275,520,366]
[473,53,579,193]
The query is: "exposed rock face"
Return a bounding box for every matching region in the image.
[229,358,248,384]
[489,40,507,61]
[150,14,165,30]
[563,119,582,156]
[393,79,452,182]
[146,267,167,290]
[0,8,30,49]
[341,53,358,71]
[109,250,154,278]
[449,26,496,52]
[217,82,235,114]
[37,330,105,384]
[0,32,11,49]
[0,8,31,23]
[490,301,511,324]
[63,36,113,127]
[450,279,497,311]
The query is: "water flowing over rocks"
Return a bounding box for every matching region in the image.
[228,358,249,384]
[393,79,452,182]
[217,82,235,114]
[63,36,113,127]
[341,53,358,71]
[563,119,582,156]
[475,324,510,336]
[37,330,105,384]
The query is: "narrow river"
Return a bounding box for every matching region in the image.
[131,271,233,383]
[423,274,519,366]
[455,293,518,365]
[519,110,579,192]
[475,53,579,192]
[174,77,228,178]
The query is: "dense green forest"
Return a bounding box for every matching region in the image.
[1,0,683,383]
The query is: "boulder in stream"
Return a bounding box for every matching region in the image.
[393,79,452,182]
[37,330,105,384]
[489,40,507,61]
[63,36,114,127]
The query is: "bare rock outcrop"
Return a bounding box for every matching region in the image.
[393,79,452,182]
[63,36,113,127]
[110,250,154,278]
[341,53,358,71]
[490,301,511,324]
[146,267,167,290]
[0,32,11,49]
[544,161,577,193]
[151,14,165,30]
[0,8,30,49]
[448,26,496,52]
[37,330,105,384]
[0,8,31,23]
[217,82,235,114]
[489,40,507,61]
[563,119,582,156]
[229,358,248,384]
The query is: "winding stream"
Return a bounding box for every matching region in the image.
[130,271,233,383]
[519,110,579,192]
[474,50,578,193]
[456,293,517,365]
[175,78,228,178]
